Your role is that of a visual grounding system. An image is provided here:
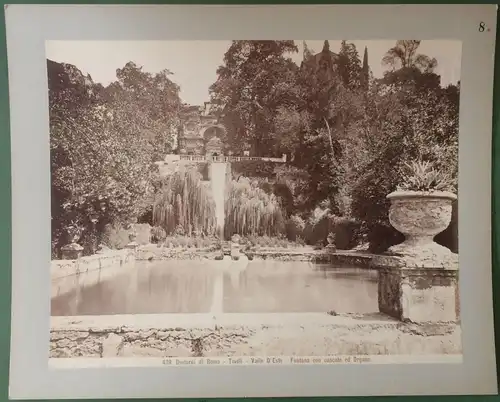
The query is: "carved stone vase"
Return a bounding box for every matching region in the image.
[60,225,83,260]
[386,190,458,268]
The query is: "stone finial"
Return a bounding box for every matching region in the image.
[326,232,336,252]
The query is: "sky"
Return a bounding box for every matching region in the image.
[46,40,462,106]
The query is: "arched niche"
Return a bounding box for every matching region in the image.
[200,124,226,143]
[205,136,224,157]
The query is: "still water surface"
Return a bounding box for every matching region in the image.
[51,260,378,316]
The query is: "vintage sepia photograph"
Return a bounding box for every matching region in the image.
[6,3,498,399]
[47,39,462,365]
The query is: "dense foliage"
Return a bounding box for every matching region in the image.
[210,39,459,252]
[49,39,459,255]
[49,60,182,256]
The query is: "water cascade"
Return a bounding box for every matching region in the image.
[207,161,251,313]
[209,162,228,239]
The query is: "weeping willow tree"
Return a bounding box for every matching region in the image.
[225,177,286,238]
[153,167,217,235]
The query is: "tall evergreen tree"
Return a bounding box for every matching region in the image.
[338,40,363,90]
[361,46,369,90]
[302,40,313,60]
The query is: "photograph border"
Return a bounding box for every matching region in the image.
[4,3,498,399]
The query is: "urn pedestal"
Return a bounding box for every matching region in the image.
[61,228,83,260]
[374,190,459,324]
[125,232,139,250]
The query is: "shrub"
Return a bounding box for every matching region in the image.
[151,226,167,244]
[247,235,258,247]
[231,160,276,179]
[178,237,188,248]
[295,236,306,246]
[285,214,306,241]
[366,222,404,254]
[331,216,362,250]
[132,223,152,244]
[102,224,131,249]
[303,208,361,250]
[203,238,215,249]
[303,207,330,246]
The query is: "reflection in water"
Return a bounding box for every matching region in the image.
[51,260,378,316]
[223,261,378,313]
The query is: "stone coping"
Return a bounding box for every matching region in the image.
[378,268,458,277]
[371,253,458,270]
[51,312,459,333]
[51,312,399,332]
[134,247,376,266]
[50,313,461,359]
[51,249,134,284]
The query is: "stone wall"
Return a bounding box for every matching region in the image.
[51,249,135,298]
[50,313,461,358]
[136,246,222,261]
[252,250,329,262]
[135,246,374,269]
[328,252,374,268]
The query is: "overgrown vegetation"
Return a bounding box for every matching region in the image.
[49,39,459,257]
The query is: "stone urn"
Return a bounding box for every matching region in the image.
[61,225,84,259]
[66,225,82,244]
[386,190,458,268]
[326,232,336,251]
[125,230,139,250]
[128,231,137,242]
